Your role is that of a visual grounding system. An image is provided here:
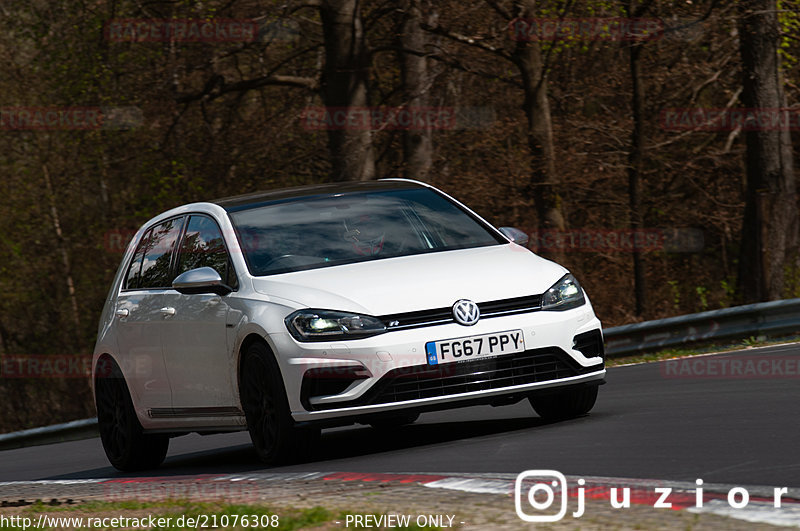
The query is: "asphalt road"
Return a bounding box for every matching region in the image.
[2,344,800,487]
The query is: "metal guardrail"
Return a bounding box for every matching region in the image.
[1,298,799,450]
[605,297,800,358]
[0,418,98,451]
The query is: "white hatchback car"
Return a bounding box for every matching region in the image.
[93,179,605,470]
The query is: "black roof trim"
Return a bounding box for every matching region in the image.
[212,180,425,212]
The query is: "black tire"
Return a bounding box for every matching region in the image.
[369,412,420,430]
[95,359,169,471]
[529,385,598,421]
[240,342,318,465]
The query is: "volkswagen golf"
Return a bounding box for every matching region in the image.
[93,179,605,470]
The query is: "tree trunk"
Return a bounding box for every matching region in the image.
[320,0,376,181]
[42,164,81,350]
[400,0,434,181]
[624,0,657,317]
[511,0,564,262]
[737,0,798,302]
[628,42,646,317]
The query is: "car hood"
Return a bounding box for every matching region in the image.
[251,244,566,316]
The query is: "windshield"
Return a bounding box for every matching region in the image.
[228,187,504,276]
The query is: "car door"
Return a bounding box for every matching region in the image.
[160,214,238,412]
[114,217,184,412]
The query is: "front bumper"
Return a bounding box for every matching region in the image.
[294,369,605,423]
[269,303,604,422]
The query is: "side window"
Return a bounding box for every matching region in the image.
[124,229,151,290]
[140,217,184,289]
[177,215,238,288]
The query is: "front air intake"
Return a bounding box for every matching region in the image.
[573,329,604,359]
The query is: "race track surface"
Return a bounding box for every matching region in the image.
[2,344,799,488]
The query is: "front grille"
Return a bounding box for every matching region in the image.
[479,294,543,315]
[380,294,543,331]
[381,308,453,330]
[307,347,603,410]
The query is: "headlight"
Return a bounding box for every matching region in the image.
[541,273,586,311]
[285,309,387,342]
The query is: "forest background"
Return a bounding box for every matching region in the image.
[0,0,797,431]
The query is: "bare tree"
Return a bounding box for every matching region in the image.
[624,0,656,317]
[175,0,376,182]
[511,0,564,262]
[423,0,566,259]
[399,0,435,180]
[736,0,798,301]
[320,0,376,180]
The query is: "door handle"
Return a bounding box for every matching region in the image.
[115,309,129,318]
[160,307,176,316]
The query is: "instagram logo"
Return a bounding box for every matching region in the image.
[515,470,569,522]
[514,470,794,521]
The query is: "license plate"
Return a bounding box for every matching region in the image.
[425,330,525,366]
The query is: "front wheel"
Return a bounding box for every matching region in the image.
[240,342,318,465]
[529,385,598,421]
[95,359,169,471]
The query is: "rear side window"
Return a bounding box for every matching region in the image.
[176,215,238,288]
[126,217,184,289]
[140,218,184,288]
[124,229,151,290]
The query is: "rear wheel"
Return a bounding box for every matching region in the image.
[95,359,169,471]
[529,385,598,421]
[240,342,318,465]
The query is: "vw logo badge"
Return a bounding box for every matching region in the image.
[453,299,480,326]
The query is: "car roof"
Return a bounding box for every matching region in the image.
[212,179,426,212]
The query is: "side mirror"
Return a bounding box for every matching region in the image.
[172,267,233,296]
[499,227,530,247]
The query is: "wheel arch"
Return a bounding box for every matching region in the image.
[92,353,120,394]
[92,353,145,425]
[236,333,279,406]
